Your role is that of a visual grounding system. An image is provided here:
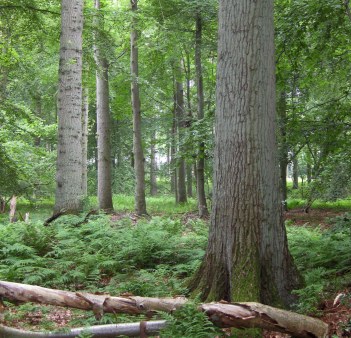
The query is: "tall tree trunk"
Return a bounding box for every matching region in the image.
[130,0,147,215]
[81,87,89,197]
[190,0,300,307]
[195,13,209,217]
[34,94,42,146]
[307,154,312,184]
[184,52,193,198]
[277,92,288,211]
[170,101,178,201]
[292,155,299,189]
[94,0,113,212]
[54,0,84,213]
[175,70,187,203]
[150,131,158,196]
[186,164,193,198]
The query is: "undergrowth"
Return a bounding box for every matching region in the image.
[288,213,351,314]
[160,303,222,338]
[0,214,207,296]
[1,206,351,334]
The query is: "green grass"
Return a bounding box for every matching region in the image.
[288,198,351,211]
[0,194,198,225]
[90,194,198,214]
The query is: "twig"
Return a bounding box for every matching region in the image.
[0,5,59,15]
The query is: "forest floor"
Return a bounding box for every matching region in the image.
[284,208,345,228]
[264,208,351,337]
[1,207,351,337]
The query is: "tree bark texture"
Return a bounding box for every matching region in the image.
[190,0,300,307]
[0,321,166,338]
[54,0,84,213]
[185,52,193,198]
[170,93,178,200]
[0,281,328,338]
[149,131,158,196]
[130,0,147,215]
[277,91,288,211]
[186,163,193,198]
[293,155,299,189]
[9,195,16,222]
[94,0,113,212]
[175,70,187,203]
[81,87,89,197]
[195,13,209,218]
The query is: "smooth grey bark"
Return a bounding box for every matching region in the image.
[130,0,147,215]
[170,108,177,199]
[185,52,193,198]
[150,131,158,196]
[292,155,299,189]
[94,0,113,211]
[33,94,42,146]
[54,0,84,213]
[81,87,89,197]
[195,13,209,217]
[190,0,300,307]
[186,164,193,198]
[175,72,187,203]
[0,321,167,338]
[278,92,288,211]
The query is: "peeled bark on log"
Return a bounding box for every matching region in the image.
[0,321,167,338]
[0,281,328,338]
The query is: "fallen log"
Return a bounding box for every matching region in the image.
[0,280,328,338]
[0,321,167,338]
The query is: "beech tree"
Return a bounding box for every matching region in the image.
[130,0,147,215]
[195,11,209,218]
[175,66,187,203]
[93,0,113,211]
[190,0,300,306]
[54,0,85,213]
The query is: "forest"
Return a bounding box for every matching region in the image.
[0,0,351,337]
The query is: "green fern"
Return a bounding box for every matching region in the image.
[160,303,222,338]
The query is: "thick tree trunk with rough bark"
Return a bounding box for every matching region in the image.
[0,281,328,338]
[195,13,209,218]
[190,0,300,307]
[94,0,113,212]
[54,0,84,213]
[130,0,147,215]
[175,72,187,203]
[81,88,88,197]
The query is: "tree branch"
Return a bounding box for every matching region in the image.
[0,5,59,16]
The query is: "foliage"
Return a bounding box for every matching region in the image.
[0,214,207,295]
[288,214,351,314]
[160,302,222,338]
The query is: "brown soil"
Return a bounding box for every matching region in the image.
[284,209,345,228]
